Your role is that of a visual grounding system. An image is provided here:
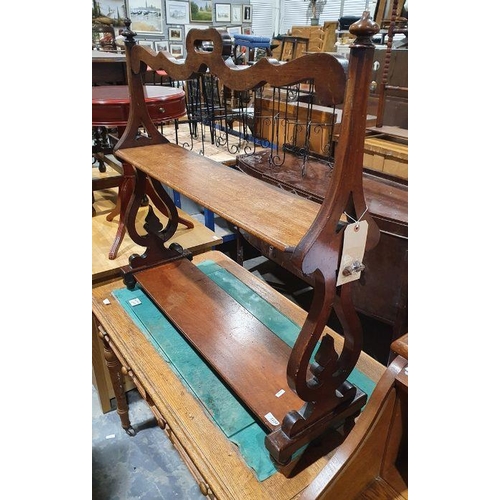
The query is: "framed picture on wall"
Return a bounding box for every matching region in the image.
[138,40,154,48]
[168,26,184,41]
[154,40,169,51]
[231,5,242,24]
[166,1,190,25]
[226,26,242,37]
[242,26,252,35]
[184,24,210,37]
[169,43,185,57]
[126,0,165,35]
[189,0,213,23]
[215,3,231,23]
[93,0,127,27]
[242,4,252,23]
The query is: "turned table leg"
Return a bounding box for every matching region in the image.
[98,329,136,436]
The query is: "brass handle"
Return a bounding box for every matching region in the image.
[159,107,165,113]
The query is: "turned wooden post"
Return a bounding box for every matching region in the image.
[97,326,135,435]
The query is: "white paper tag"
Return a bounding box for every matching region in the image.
[275,389,285,398]
[264,412,280,426]
[129,298,142,307]
[337,220,368,286]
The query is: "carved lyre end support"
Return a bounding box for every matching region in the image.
[266,12,380,467]
[120,169,193,290]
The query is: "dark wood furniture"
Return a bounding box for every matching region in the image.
[92,84,190,259]
[92,203,223,413]
[93,13,407,496]
[92,50,127,86]
[300,334,408,499]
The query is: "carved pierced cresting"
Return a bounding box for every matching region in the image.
[115,12,381,466]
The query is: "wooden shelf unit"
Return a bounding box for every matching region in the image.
[93,13,408,497]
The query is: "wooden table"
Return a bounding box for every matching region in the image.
[92,50,127,85]
[92,250,386,498]
[92,207,223,412]
[92,85,187,259]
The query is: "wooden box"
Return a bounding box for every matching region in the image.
[363,136,408,180]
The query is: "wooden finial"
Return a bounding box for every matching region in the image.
[349,11,380,45]
[122,18,137,45]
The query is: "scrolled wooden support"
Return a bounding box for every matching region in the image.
[264,12,381,464]
[118,167,190,290]
[121,169,184,268]
[115,12,382,466]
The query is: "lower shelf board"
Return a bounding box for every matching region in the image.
[92,250,386,499]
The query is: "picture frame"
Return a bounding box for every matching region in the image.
[154,40,170,51]
[242,4,252,23]
[126,0,165,35]
[242,26,252,35]
[226,26,242,37]
[215,3,231,23]
[169,43,185,57]
[231,4,242,24]
[184,24,210,38]
[166,1,189,25]
[92,0,127,27]
[168,26,184,42]
[138,40,155,48]
[189,0,213,23]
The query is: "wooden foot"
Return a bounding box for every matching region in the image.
[265,384,366,466]
[108,222,127,260]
